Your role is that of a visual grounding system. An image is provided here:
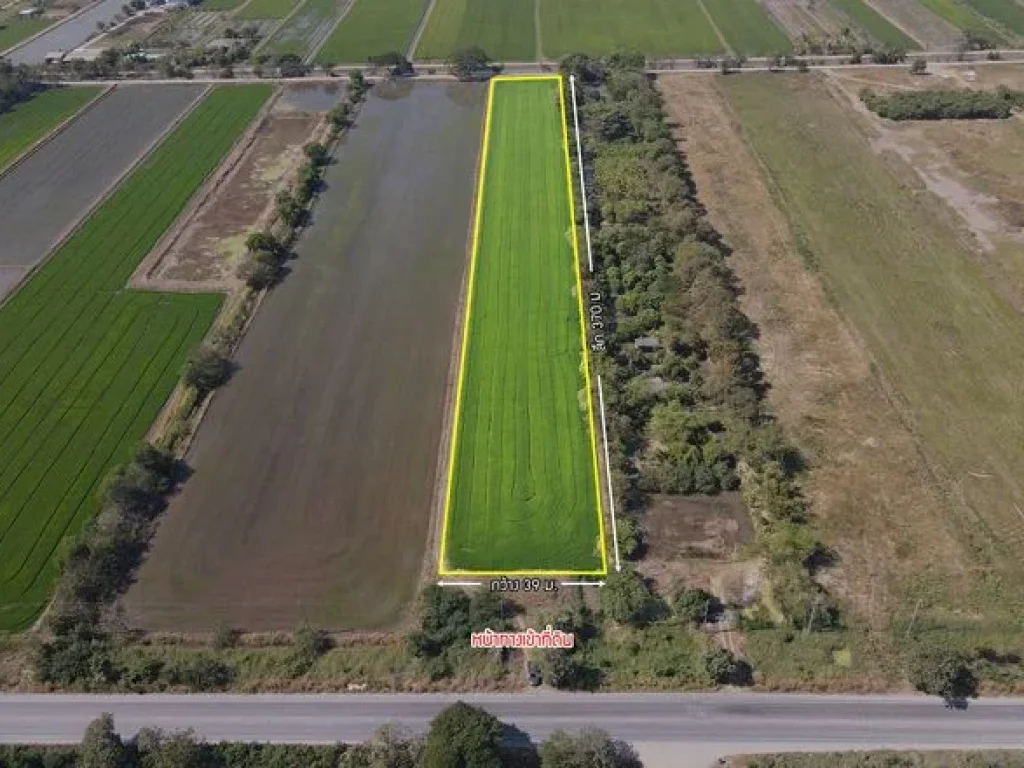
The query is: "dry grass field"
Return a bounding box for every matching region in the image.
[126,82,486,632]
[659,69,1024,686]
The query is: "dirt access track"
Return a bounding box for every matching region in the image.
[126,81,486,632]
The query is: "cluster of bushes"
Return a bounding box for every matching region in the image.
[28,707,641,768]
[861,87,1024,120]
[562,53,835,631]
[407,585,511,679]
[0,61,42,113]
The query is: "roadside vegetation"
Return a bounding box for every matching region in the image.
[3,708,642,767]
[733,752,1024,768]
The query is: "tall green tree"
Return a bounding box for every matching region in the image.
[422,702,502,768]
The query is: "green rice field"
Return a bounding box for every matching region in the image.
[0,87,101,175]
[539,0,723,57]
[442,77,604,574]
[414,0,535,61]
[831,0,920,48]
[315,0,427,63]
[917,0,1006,42]
[959,0,1024,36]
[201,0,248,10]
[702,0,791,55]
[237,0,299,20]
[0,84,270,630]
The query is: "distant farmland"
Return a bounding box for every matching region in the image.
[237,0,300,20]
[315,0,427,63]
[0,87,100,175]
[703,0,792,54]
[441,77,605,575]
[261,0,342,56]
[830,0,920,48]
[415,0,535,61]
[0,84,269,630]
[539,0,723,57]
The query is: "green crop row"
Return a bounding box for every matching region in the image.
[0,85,270,630]
[0,87,101,175]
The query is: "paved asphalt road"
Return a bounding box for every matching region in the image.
[0,692,1021,765]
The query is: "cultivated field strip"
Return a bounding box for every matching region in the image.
[314,0,428,63]
[414,0,536,62]
[442,77,604,575]
[127,82,486,631]
[0,85,207,302]
[262,0,346,56]
[831,0,920,48]
[701,0,793,55]
[0,85,270,630]
[0,87,101,176]
[539,0,723,57]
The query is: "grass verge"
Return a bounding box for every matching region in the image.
[0,84,271,631]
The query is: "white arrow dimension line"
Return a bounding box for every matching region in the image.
[561,580,604,587]
[569,74,595,274]
[437,580,484,587]
[597,375,622,572]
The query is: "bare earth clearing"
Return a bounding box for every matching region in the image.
[0,85,205,302]
[136,92,329,291]
[126,81,486,632]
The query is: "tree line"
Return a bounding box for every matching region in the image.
[4,708,643,767]
[0,61,42,115]
[861,86,1024,120]
[562,52,837,632]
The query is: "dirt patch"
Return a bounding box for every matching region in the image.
[656,74,971,630]
[134,96,324,291]
[827,67,1024,307]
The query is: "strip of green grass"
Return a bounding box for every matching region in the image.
[959,0,1024,35]
[917,0,1006,41]
[830,0,920,48]
[0,15,51,54]
[415,0,535,61]
[540,0,723,57]
[0,84,271,631]
[443,78,602,573]
[263,0,338,56]
[315,0,427,63]
[0,87,101,175]
[237,0,299,21]
[702,0,792,55]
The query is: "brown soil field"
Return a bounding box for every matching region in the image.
[125,81,486,632]
[0,84,205,302]
[657,74,967,634]
[138,94,328,291]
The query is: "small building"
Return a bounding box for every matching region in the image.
[19,7,43,16]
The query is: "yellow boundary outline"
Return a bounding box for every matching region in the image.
[438,74,608,578]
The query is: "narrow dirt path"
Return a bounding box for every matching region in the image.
[406,0,437,60]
